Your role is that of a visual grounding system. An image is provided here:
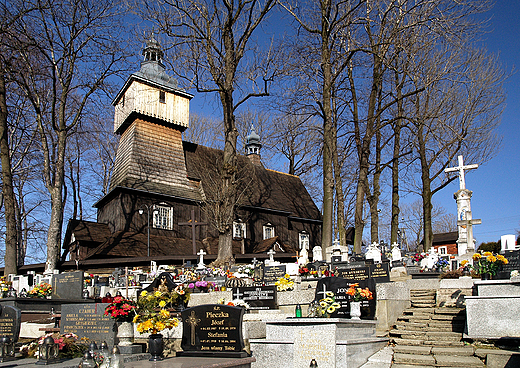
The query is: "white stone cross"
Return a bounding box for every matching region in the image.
[316,284,328,300]
[233,288,244,300]
[267,249,276,262]
[457,210,481,252]
[444,155,478,190]
[197,249,206,268]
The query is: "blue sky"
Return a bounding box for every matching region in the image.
[438,0,520,244]
[187,1,520,246]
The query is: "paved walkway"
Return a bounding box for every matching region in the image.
[359,345,394,368]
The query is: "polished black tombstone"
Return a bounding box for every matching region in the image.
[140,272,177,295]
[315,277,377,319]
[261,265,286,284]
[61,303,116,346]
[235,286,276,310]
[178,304,247,358]
[0,305,21,342]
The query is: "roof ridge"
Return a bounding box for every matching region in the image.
[265,168,299,178]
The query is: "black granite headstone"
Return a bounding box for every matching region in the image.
[337,266,370,282]
[206,276,227,288]
[52,271,83,300]
[235,286,276,310]
[369,263,391,283]
[178,304,247,358]
[262,265,286,284]
[315,277,377,319]
[391,260,404,268]
[498,250,520,279]
[61,303,116,345]
[0,305,21,342]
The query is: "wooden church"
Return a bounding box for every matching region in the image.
[61,38,322,270]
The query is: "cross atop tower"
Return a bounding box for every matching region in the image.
[444,155,478,190]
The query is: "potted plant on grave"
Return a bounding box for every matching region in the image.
[346,283,373,320]
[28,282,52,298]
[134,290,180,361]
[463,252,508,279]
[104,296,138,346]
[188,280,214,293]
[20,332,87,359]
[170,284,191,309]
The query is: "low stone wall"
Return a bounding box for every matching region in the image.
[437,277,474,307]
[375,281,410,336]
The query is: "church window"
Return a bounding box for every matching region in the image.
[159,90,166,104]
[153,205,173,230]
[233,221,246,239]
[263,223,275,240]
[299,232,309,250]
[439,246,447,255]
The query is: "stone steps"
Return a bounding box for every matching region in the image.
[390,290,485,367]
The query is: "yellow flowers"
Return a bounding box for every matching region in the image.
[275,275,294,292]
[159,300,166,308]
[315,292,341,317]
[467,251,508,276]
[461,260,469,266]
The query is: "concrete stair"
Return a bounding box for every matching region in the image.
[390,289,485,367]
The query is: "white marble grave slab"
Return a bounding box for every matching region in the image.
[293,329,335,368]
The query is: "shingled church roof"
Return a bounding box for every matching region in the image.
[184,142,321,221]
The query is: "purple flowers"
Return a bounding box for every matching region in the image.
[195,280,208,288]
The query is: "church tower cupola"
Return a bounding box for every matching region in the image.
[112,35,193,135]
[245,125,262,166]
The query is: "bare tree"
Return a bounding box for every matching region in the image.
[138,0,277,265]
[9,0,129,272]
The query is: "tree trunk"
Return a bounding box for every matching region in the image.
[417,125,432,253]
[320,0,334,257]
[45,186,64,272]
[0,74,18,276]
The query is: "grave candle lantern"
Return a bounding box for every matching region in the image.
[0,336,14,362]
[37,336,58,365]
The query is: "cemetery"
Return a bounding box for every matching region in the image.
[0,243,517,368]
[1,26,518,368]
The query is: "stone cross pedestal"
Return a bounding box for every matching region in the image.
[445,155,481,256]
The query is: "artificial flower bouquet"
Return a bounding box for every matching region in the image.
[346,283,373,302]
[217,298,250,309]
[274,274,294,291]
[104,296,137,322]
[462,252,508,276]
[28,282,52,298]
[316,291,341,317]
[134,290,179,334]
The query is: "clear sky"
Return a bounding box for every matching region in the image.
[188,1,520,247]
[438,0,520,245]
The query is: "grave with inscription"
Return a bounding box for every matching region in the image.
[497,249,520,279]
[315,277,377,319]
[61,303,116,346]
[234,286,276,310]
[178,304,248,358]
[0,305,21,342]
[52,271,84,300]
[258,265,286,284]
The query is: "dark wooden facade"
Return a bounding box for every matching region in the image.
[60,39,322,269]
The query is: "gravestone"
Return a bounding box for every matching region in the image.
[337,266,370,282]
[205,276,227,288]
[262,265,286,284]
[369,263,391,283]
[52,271,83,299]
[235,286,276,310]
[497,249,520,279]
[140,272,177,295]
[315,277,377,319]
[179,304,247,358]
[293,329,335,368]
[0,305,21,342]
[61,303,116,346]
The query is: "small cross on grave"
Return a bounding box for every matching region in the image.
[444,155,478,190]
[178,210,207,255]
[197,249,206,269]
[252,258,259,267]
[185,310,201,346]
[267,249,276,263]
[316,284,328,300]
[291,251,300,263]
[233,288,244,300]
